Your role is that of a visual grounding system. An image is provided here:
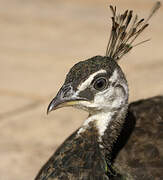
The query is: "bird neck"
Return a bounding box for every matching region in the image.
[77,105,128,157]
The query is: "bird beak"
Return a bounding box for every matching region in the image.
[47,84,87,114]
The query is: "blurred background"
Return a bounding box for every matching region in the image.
[0,0,162,179]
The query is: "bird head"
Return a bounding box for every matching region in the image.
[47,2,161,115]
[47,56,128,115]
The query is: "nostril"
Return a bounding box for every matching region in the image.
[62,85,72,98]
[63,86,70,92]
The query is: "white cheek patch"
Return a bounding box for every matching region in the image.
[76,69,120,110]
[109,69,128,108]
[87,69,128,110]
[77,69,106,91]
[90,69,119,109]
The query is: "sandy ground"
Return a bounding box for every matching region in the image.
[0,0,163,179]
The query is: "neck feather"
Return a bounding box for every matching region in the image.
[78,111,115,139]
[77,104,128,154]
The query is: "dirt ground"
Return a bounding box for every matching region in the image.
[0,0,163,179]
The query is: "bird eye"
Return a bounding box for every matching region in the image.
[93,77,107,91]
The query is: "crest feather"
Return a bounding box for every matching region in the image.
[106,1,161,61]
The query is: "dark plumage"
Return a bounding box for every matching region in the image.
[35,96,163,180]
[35,124,109,180]
[113,96,163,179]
[35,2,162,180]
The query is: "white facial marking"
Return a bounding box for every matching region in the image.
[77,69,106,91]
[78,69,120,110]
[93,69,128,110]
[76,69,128,111]
[109,69,118,83]
[109,69,128,108]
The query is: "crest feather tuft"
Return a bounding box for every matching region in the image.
[106,1,161,61]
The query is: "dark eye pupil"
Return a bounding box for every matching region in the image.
[94,78,107,90]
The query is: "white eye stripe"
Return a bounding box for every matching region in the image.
[77,69,107,91]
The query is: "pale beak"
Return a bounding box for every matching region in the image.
[47,84,87,114]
